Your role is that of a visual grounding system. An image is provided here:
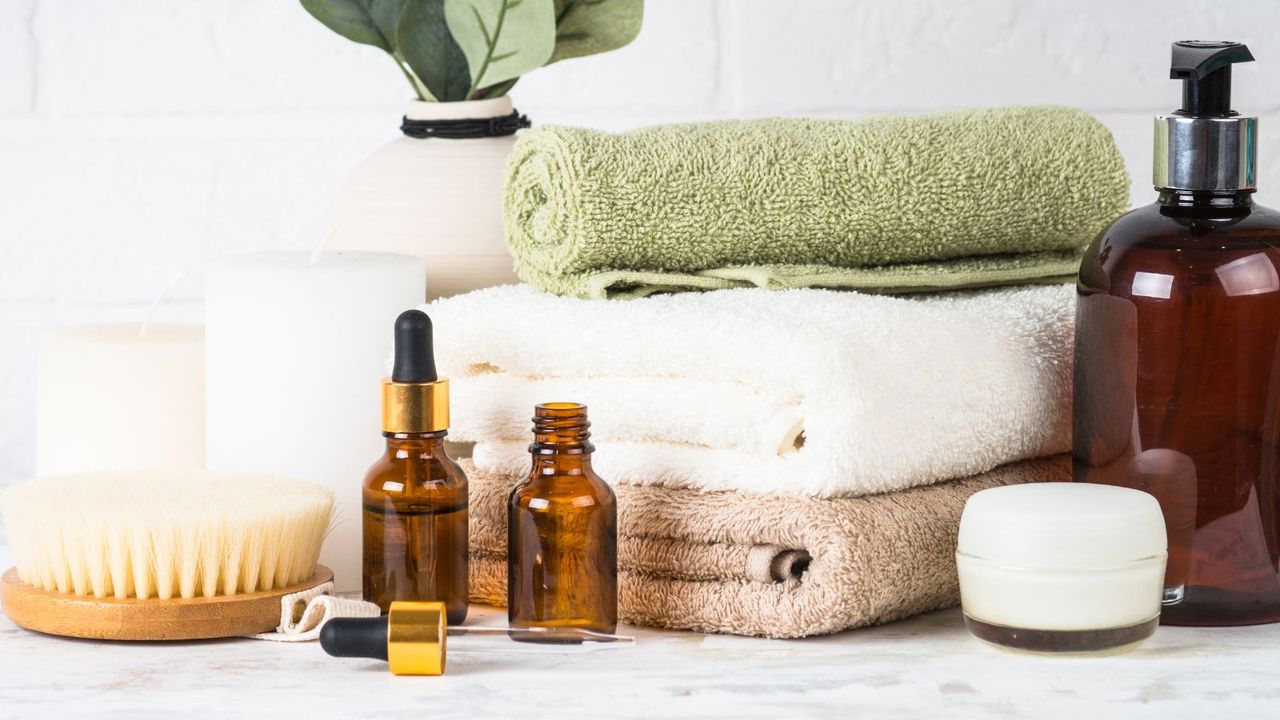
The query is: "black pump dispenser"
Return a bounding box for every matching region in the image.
[1154,40,1258,192]
[1170,41,1254,116]
[1074,39,1280,628]
[391,309,437,383]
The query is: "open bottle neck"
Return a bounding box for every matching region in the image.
[528,402,595,465]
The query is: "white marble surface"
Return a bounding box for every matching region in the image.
[2,539,1279,719]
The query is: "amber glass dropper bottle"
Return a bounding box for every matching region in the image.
[363,309,469,624]
[509,403,618,636]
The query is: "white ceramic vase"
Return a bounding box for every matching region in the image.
[325,96,521,299]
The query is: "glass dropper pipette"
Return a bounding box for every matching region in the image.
[320,601,633,675]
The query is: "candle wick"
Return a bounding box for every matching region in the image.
[310,229,337,265]
[139,270,188,337]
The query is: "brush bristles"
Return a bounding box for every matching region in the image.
[0,470,334,600]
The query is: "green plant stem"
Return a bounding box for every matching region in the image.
[391,51,434,101]
[466,1,511,99]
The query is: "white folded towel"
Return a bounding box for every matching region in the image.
[424,284,1073,497]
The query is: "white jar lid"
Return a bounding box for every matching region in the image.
[958,483,1167,568]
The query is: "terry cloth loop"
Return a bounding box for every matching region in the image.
[250,581,381,642]
[401,110,531,139]
[745,545,812,583]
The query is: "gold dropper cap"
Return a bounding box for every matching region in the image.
[387,601,447,676]
[382,379,449,433]
[382,309,449,433]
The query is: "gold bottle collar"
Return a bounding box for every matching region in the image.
[387,601,447,676]
[382,378,450,434]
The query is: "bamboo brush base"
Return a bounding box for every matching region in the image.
[1,565,333,641]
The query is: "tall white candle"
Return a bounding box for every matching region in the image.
[204,251,427,592]
[36,324,205,476]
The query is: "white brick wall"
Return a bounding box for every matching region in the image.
[2,0,1279,482]
[0,1,36,114]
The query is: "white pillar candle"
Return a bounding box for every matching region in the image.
[205,251,427,592]
[36,324,205,476]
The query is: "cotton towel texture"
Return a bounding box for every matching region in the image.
[467,456,1069,638]
[504,106,1129,299]
[425,283,1074,497]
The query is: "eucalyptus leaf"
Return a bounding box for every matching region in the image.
[301,0,430,99]
[398,0,473,101]
[444,0,556,97]
[549,0,642,64]
[475,77,519,99]
[300,0,408,51]
[301,0,638,102]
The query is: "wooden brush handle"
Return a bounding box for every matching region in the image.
[0,566,334,641]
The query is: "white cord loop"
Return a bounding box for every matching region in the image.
[250,582,381,642]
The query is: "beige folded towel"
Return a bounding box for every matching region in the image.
[466,456,1069,638]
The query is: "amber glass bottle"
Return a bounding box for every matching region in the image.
[1075,191,1280,626]
[363,310,468,624]
[363,430,469,623]
[1074,41,1280,626]
[508,403,618,634]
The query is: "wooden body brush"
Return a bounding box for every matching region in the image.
[0,470,334,641]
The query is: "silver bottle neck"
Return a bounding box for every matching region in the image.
[1153,114,1257,192]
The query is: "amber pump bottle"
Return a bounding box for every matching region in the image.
[363,310,468,623]
[508,403,618,635]
[1075,41,1280,626]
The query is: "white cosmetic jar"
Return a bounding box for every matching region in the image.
[956,482,1167,653]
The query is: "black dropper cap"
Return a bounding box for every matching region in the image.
[1171,40,1254,116]
[320,616,389,661]
[391,309,438,383]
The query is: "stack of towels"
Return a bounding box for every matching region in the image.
[425,106,1129,638]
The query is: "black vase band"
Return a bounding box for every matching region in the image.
[400,110,531,139]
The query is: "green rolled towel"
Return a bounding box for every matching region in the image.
[504,106,1130,299]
